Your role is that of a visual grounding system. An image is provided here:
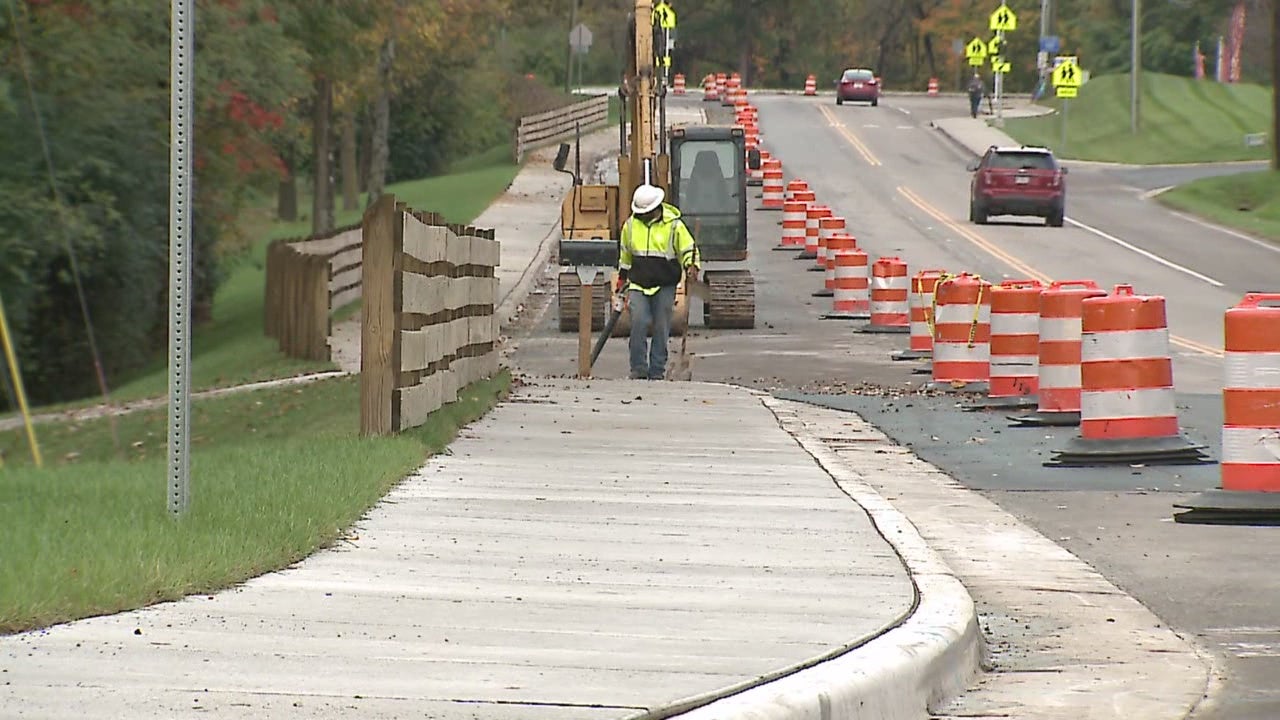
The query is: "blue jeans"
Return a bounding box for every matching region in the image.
[627,286,676,379]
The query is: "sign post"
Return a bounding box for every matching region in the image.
[569,22,592,91]
[169,0,193,516]
[1052,56,1083,153]
[988,2,1017,127]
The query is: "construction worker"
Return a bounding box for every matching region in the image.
[617,184,699,380]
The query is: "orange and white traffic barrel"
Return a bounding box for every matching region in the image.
[930,273,992,390]
[817,233,857,301]
[673,73,686,94]
[859,256,911,334]
[723,74,741,106]
[822,239,870,320]
[1045,284,1210,466]
[812,215,846,277]
[804,74,817,96]
[1221,293,1280,487]
[892,269,947,361]
[1010,280,1106,426]
[799,204,830,261]
[1175,293,1280,523]
[761,160,785,210]
[702,74,718,101]
[716,72,727,100]
[966,280,1043,410]
[775,187,811,251]
[927,77,939,96]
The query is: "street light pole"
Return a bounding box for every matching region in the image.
[1131,0,1141,134]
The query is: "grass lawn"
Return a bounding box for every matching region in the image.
[1003,72,1272,164]
[1157,170,1280,242]
[0,370,511,635]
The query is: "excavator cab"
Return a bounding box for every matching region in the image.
[669,125,755,328]
[669,126,747,262]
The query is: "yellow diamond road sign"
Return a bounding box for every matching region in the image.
[1052,59,1083,87]
[989,3,1017,31]
[965,37,987,59]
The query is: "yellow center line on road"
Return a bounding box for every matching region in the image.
[817,105,881,167]
[894,186,1224,359]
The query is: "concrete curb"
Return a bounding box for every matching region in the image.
[926,119,983,158]
[663,395,983,720]
[496,218,560,329]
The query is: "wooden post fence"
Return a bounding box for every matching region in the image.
[360,195,500,436]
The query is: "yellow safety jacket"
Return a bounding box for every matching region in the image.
[619,203,699,295]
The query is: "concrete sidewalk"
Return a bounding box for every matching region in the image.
[930,100,1055,157]
[0,379,979,719]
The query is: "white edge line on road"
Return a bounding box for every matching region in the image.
[895,106,911,115]
[1164,208,1280,255]
[1064,216,1224,287]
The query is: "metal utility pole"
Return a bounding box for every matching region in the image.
[565,0,579,94]
[1273,0,1279,170]
[169,0,193,516]
[1131,0,1141,134]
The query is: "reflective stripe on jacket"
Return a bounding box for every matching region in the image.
[618,203,700,295]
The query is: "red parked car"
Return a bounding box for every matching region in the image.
[968,145,1067,227]
[836,68,879,106]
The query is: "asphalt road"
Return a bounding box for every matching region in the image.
[511,93,1280,718]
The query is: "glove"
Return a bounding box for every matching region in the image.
[685,266,699,283]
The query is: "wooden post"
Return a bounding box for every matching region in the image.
[309,253,331,361]
[360,194,401,436]
[577,278,593,378]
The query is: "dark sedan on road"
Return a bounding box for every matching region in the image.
[835,68,879,106]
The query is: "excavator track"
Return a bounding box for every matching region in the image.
[703,270,756,329]
[558,271,689,336]
[557,271,610,331]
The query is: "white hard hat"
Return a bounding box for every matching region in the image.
[631,184,665,214]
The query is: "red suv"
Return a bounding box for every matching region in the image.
[968,145,1067,227]
[836,68,879,106]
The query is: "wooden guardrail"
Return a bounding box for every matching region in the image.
[263,225,364,361]
[360,195,500,436]
[514,94,610,163]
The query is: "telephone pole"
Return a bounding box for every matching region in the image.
[1131,0,1141,134]
[1272,0,1279,169]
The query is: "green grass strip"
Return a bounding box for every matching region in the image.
[0,370,511,635]
[1157,171,1280,243]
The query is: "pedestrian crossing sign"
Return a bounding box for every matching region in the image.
[1055,86,1078,99]
[989,3,1017,32]
[1052,59,1082,87]
[653,1,676,30]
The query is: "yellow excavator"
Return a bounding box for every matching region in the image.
[554,0,756,344]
